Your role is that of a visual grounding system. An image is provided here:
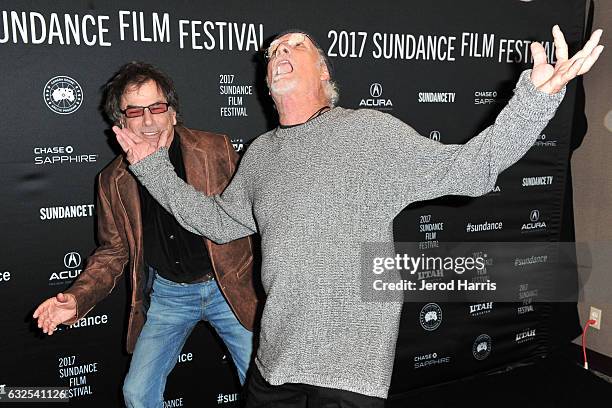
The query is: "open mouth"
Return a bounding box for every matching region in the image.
[274,60,294,77]
[142,130,160,137]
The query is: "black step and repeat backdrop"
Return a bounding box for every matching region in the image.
[0,1,585,406]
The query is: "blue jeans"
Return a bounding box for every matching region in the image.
[123,273,253,408]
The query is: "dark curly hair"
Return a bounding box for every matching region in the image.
[103,61,180,124]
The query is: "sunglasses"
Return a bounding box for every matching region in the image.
[120,102,171,118]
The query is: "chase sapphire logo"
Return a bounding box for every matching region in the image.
[472,334,492,360]
[44,76,83,115]
[419,303,442,331]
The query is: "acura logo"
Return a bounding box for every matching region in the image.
[370,83,383,98]
[530,210,540,222]
[429,130,441,141]
[64,252,82,268]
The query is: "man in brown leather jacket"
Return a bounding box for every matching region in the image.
[33,62,259,408]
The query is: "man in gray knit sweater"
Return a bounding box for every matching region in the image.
[115,27,603,406]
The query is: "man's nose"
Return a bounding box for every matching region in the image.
[275,43,291,58]
[142,108,154,126]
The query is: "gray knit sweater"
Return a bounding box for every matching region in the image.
[130,70,565,398]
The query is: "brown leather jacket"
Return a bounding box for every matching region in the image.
[65,126,258,353]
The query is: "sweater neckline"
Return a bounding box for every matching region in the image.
[273,107,342,137]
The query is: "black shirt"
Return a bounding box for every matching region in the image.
[138,131,213,283]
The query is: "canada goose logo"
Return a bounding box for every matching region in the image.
[419,303,442,331]
[43,76,83,115]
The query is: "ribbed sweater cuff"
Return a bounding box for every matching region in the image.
[509,69,566,122]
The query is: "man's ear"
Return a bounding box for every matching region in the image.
[320,63,330,81]
[170,108,177,126]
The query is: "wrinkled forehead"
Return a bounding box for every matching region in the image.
[121,79,166,105]
[270,32,315,49]
[123,79,159,95]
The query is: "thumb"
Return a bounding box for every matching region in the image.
[56,293,68,303]
[530,41,548,68]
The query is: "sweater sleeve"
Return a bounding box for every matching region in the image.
[366,69,566,215]
[129,146,257,244]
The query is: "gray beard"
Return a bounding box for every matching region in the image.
[270,78,297,96]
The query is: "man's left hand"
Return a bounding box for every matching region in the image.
[530,25,604,94]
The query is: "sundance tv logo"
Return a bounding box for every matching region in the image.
[39,203,94,221]
[359,82,393,110]
[49,251,83,285]
[43,76,83,115]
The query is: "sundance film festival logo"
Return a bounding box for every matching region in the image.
[521,209,547,232]
[518,304,535,315]
[472,334,492,360]
[49,252,83,284]
[419,303,442,331]
[359,82,393,110]
[43,76,83,115]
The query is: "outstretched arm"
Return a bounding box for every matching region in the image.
[115,128,257,244]
[370,26,603,214]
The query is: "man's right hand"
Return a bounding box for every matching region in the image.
[33,293,77,335]
[113,125,170,165]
